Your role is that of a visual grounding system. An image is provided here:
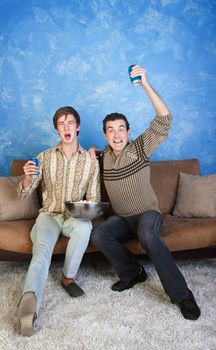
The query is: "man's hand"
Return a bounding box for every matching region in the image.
[89,146,100,163]
[22,160,39,188]
[130,65,149,88]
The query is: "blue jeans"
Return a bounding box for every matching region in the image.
[91,210,193,304]
[23,212,92,314]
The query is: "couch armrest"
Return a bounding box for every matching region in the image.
[11,159,27,176]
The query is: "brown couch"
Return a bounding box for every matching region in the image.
[0,158,215,261]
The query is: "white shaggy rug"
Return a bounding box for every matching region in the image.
[0,257,216,350]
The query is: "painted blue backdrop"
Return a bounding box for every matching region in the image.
[0,0,216,175]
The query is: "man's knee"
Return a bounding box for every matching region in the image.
[77,220,92,234]
[139,230,155,247]
[77,225,92,242]
[64,219,92,239]
[91,225,106,248]
[91,226,100,245]
[138,212,163,247]
[139,211,162,232]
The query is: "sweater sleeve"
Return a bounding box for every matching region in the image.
[132,113,172,159]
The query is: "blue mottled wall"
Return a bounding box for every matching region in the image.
[0,0,216,176]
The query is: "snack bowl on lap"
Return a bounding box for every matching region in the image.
[65,201,110,220]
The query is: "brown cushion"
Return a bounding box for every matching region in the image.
[173,172,216,218]
[0,176,40,221]
[162,214,216,250]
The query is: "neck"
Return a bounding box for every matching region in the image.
[113,150,120,158]
[61,141,78,160]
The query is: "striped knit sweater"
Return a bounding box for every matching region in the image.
[103,113,172,216]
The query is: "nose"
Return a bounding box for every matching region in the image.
[64,122,69,130]
[114,130,120,138]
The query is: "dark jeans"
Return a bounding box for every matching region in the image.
[91,210,193,304]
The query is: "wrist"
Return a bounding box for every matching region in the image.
[141,80,152,91]
[22,177,31,188]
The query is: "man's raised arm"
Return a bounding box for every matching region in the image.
[129,65,170,116]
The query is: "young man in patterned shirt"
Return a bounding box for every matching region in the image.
[91,65,200,321]
[17,106,100,336]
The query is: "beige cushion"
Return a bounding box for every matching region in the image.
[173,172,216,218]
[0,176,40,221]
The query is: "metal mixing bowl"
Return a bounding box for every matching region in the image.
[65,201,110,220]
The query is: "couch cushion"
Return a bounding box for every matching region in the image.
[0,220,98,254]
[0,220,35,253]
[173,172,216,218]
[162,214,216,251]
[0,176,40,221]
[0,215,215,255]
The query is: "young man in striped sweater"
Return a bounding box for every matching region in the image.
[91,65,200,321]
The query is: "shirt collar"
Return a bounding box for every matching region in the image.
[55,142,85,154]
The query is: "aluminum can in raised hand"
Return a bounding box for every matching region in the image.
[128,64,141,86]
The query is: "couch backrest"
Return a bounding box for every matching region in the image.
[150,159,200,213]
[11,159,26,176]
[11,158,200,214]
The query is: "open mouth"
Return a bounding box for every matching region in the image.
[113,140,123,146]
[65,133,71,140]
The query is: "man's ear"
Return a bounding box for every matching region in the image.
[104,132,108,141]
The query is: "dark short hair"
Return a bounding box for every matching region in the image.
[53,106,81,135]
[103,113,130,133]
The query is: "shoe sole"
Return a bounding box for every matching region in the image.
[180,311,201,321]
[18,292,36,336]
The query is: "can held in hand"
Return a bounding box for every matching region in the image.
[30,158,40,176]
[128,64,141,86]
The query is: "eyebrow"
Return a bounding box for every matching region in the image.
[107,124,126,129]
[57,119,76,124]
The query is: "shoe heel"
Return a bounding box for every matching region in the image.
[19,314,36,336]
[18,292,37,337]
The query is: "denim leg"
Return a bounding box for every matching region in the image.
[91,215,142,280]
[61,217,92,279]
[137,211,193,304]
[23,213,61,314]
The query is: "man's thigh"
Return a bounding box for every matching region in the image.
[137,210,163,238]
[93,215,135,242]
[31,212,62,246]
[62,217,92,238]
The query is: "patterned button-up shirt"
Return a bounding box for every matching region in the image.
[17,143,101,216]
